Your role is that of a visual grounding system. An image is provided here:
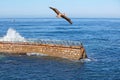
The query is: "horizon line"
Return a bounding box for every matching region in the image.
[0,17,120,19]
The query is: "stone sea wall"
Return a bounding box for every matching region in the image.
[0,41,87,60]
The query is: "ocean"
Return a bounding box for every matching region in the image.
[0,18,120,80]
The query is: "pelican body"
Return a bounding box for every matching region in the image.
[49,7,72,24]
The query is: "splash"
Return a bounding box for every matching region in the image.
[0,28,26,42]
[80,58,92,62]
[71,58,97,63]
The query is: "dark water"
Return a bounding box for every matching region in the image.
[0,18,120,80]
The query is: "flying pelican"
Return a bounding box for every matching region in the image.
[49,7,72,24]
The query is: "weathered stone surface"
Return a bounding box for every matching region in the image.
[0,41,87,60]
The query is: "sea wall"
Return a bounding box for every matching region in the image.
[0,41,87,60]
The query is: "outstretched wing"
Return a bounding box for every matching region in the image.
[49,7,60,15]
[61,15,72,24]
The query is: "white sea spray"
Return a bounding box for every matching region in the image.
[0,28,26,42]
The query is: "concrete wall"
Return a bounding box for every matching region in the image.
[0,42,87,60]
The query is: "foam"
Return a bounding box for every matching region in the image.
[70,58,96,63]
[26,52,47,56]
[80,58,92,62]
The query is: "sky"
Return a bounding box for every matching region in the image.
[0,0,120,18]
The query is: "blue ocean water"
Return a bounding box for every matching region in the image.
[0,18,120,80]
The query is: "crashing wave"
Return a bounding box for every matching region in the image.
[0,28,26,42]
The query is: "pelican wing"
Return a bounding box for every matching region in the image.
[49,7,60,15]
[61,15,72,24]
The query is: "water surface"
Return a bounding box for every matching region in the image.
[0,18,120,80]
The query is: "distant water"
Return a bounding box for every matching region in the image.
[0,18,120,80]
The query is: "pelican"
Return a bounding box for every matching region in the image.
[49,7,72,24]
